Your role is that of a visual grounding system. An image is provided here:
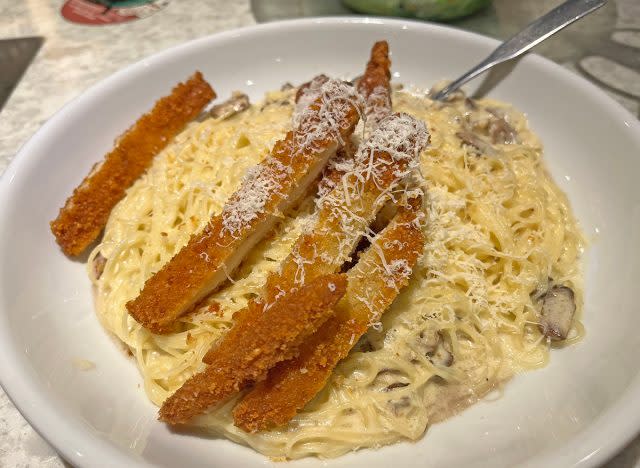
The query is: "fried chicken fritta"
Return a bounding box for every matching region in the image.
[108,42,430,433]
[233,194,425,432]
[234,310,367,432]
[358,40,392,131]
[158,42,430,428]
[127,78,362,334]
[158,274,347,424]
[50,72,215,256]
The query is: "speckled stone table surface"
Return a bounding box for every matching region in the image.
[0,1,638,466]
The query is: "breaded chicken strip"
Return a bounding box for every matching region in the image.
[158,274,347,424]
[358,40,392,130]
[233,194,425,432]
[127,78,362,334]
[51,72,215,256]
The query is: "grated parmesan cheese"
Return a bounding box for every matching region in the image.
[219,78,364,238]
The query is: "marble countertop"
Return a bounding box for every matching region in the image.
[0,0,638,466]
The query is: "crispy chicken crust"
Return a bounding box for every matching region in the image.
[233,195,425,432]
[232,311,366,433]
[264,135,411,302]
[158,274,347,424]
[358,41,391,99]
[126,80,361,334]
[50,72,215,256]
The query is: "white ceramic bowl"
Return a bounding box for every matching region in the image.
[1,17,639,468]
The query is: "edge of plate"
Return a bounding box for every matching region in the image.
[0,16,639,468]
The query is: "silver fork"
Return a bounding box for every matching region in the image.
[432,0,607,101]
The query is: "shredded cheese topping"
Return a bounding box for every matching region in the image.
[220,78,362,238]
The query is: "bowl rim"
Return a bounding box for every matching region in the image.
[1,16,639,468]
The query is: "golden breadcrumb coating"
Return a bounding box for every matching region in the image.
[233,195,425,432]
[127,80,361,334]
[262,41,394,303]
[50,72,215,256]
[158,274,347,424]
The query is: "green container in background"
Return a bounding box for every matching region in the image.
[342,0,491,21]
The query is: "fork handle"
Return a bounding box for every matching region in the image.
[432,0,607,100]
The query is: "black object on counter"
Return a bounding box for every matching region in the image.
[0,37,44,113]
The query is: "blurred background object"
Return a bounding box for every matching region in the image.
[0,37,43,111]
[341,0,491,21]
[60,0,169,25]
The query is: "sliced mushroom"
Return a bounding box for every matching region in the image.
[295,74,329,103]
[416,330,454,367]
[370,369,411,393]
[388,396,412,416]
[456,130,496,156]
[93,252,107,280]
[415,329,440,355]
[464,97,478,111]
[539,285,576,340]
[209,92,250,120]
[280,82,294,91]
[430,86,466,103]
[386,382,410,391]
[429,341,454,367]
[486,108,518,144]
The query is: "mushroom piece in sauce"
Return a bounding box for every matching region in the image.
[371,369,411,393]
[209,92,250,120]
[539,285,576,341]
[486,108,518,145]
[92,252,107,280]
[428,338,454,367]
[456,130,496,156]
[464,97,478,111]
[416,330,454,367]
[389,396,412,416]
